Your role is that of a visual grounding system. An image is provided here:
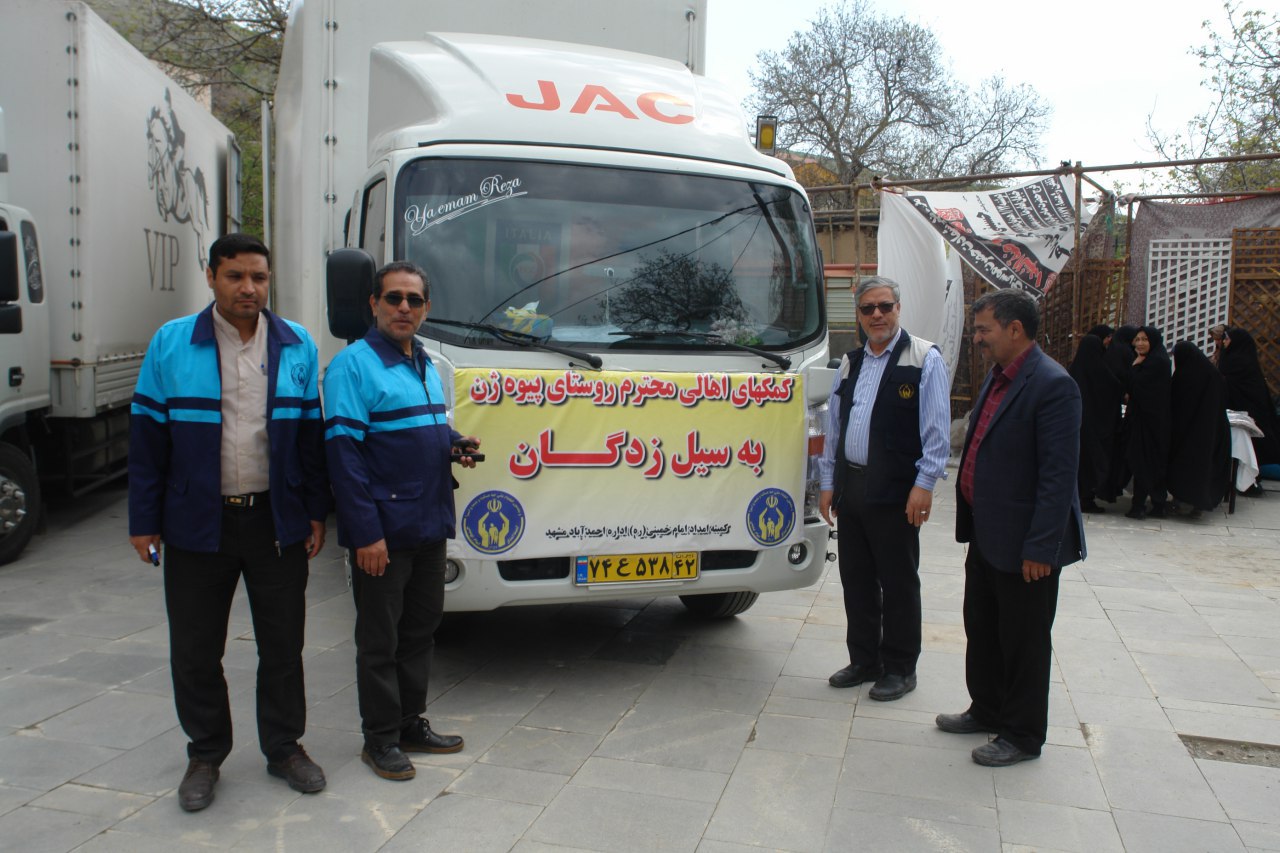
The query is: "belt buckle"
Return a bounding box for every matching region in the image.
[225,494,249,507]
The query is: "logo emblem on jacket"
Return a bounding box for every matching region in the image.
[462,491,526,555]
[746,488,795,546]
[291,363,307,389]
[898,384,915,400]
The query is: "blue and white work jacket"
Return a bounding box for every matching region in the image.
[323,327,460,552]
[128,305,330,552]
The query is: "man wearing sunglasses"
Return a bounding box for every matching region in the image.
[819,276,950,702]
[323,261,479,781]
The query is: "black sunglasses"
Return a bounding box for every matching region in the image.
[382,292,426,308]
[858,301,897,317]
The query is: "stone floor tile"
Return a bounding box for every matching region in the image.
[0,783,40,818]
[115,778,303,848]
[519,686,643,735]
[990,744,1109,810]
[478,725,601,776]
[37,690,177,750]
[27,650,168,688]
[824,807,1000,852]
[1133,652,1278,708]
[1122,634,1241,660]
[1106,608,1219,639]
[762,693,854,722]
[996,799,1123,852]
[838,788,997,829]
[29,783,153,821]
[1234,819,1280,851]
[529,785,713,853]
[781,637,847,680]
[594,704,753,773]
[70,726,189,797]
[1113,809,1247,853]
[847,715,980,752]
[446,762,568,806]
[680,613,803,654]
[0,805,114,852]
[0,732,121,793]
[1053,638,1157,698]
[748,712,849,757]
[381,793,543,853]
[836,739,996,808]
[1068,690,1173,731]
[0,675,106,728]
[31,611,161,642]
[1086,724,1227,821]
[64,829,222,852]
[664,642,787,684]
[570,757,728,805]
[635,671,772,716]
[1196,759,1280,825]
[704,748,838,852]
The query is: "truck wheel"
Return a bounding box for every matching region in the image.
[679,591,759,619]
[0,443,41,565]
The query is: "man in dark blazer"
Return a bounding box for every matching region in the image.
[938,288,1085,767]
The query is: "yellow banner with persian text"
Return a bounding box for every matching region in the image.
[451,368,806,559]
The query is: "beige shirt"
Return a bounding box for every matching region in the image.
[212,308,270,495]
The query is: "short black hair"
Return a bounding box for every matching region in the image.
[971,288,1040,339]
[208,233,269,273]
[372,260,429,299]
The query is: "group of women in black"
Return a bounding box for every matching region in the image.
[1070,323,1280,520]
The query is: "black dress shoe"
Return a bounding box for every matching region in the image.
[400,717,464,754]
[828,663,883,688]
[362,743,416,780]
[267,745,326,793]
[935,712,998,734]
[178,758,219,812]
[971,737,1038,767]
[868,672,916,701]
[1148,503,1169,519]
[1124,505,1146,519]
[1080,500,1106,514]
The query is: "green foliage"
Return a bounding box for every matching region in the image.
[1148,3,1280,192]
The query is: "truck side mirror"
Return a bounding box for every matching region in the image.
[327,247,376,341]
[0,231,18,303]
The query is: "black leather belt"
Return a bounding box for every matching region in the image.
[223,491,268,508]
[846,462,867,473]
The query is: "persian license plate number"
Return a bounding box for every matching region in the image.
[574,552,699,585]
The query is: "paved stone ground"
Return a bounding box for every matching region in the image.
[0,472,1278,852]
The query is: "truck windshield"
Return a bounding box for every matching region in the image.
[393,158,823,351]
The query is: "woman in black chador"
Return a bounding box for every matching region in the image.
[1219,327,1280,467]
[1168,342,1230,514]
[1124,325,1172,519]
[1101,325,1139,500]
[1069,334,1123,512]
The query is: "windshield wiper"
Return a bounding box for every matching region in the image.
[425,318,603,370]
[609,329,791,370]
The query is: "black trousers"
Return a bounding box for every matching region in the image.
[962,541,1060,755]
[164,499,310,765]
[836,466,921,675]
[350,539,446,748]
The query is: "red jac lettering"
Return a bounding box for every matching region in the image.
[506,81,693,125]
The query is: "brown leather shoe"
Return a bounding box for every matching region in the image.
[178,758,219,812]
[267,745,326,793]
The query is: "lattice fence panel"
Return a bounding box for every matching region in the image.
[1039,258,1128,367]
[1230,228,1280,395]
[1146,238,1232,352]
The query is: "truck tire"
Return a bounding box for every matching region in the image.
[679,590,759,619]
[0,443,41,566]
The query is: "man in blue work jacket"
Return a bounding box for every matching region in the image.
[323,260,479,781]
[128,233,330,811]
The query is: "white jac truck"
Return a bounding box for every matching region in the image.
[0,0,239,563]
[273,0,834,617]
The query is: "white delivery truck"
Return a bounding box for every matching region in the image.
[274,0,834,616]
[0,0,239,563]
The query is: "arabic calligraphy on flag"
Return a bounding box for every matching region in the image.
[900,175,1094,295]
[452,368,807,558]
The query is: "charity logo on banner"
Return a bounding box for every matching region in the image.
[452,368,807,560]
[901,175,1094,295]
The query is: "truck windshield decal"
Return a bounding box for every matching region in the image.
[404,174,526,236]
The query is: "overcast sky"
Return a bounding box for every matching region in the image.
[704,0,1229,190]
